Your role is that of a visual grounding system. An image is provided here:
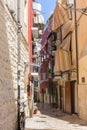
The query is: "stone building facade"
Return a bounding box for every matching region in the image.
[76,0,87,121]
[39,0,87,122]
[0,0,29,130]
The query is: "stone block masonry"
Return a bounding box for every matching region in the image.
[0,1,29,130]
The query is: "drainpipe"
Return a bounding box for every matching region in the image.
[28,0,33,72]
[74,0,79,114]
[74,0,79,84]
[17,0,21,129]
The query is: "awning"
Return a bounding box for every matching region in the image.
[58,0,68,4]
[54,49,61,73]
[63,50,71,71]
[54,49,71,73]
[55,49,65,72]
[60,34,71,51]
[52,2,70,31]
[54,35,71,73]
[32,27,38,38]
[61,20,73,40]
[34,11,44,24]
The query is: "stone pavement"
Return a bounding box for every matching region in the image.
[25,103,87,130]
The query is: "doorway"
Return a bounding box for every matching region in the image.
[59,85,63,111]
[65,81,76,114]
[71,81,75,113]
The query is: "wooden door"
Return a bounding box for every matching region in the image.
[59,85,63,110]
[65,82,71,113]
[65,81,76,114]
[71,81,75,113]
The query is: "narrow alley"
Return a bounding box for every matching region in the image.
[1,0,87,130]
[25,103,87,130]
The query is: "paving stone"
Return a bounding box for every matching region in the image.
[25,103,87,130]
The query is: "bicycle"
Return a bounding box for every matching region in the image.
[20,101,27,130]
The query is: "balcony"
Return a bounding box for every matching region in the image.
[32,27,38,38]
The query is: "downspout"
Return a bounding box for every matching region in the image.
[17,0,21,129]
[74,0,79,114]
[74,0,79,84]
[28,0,33,73]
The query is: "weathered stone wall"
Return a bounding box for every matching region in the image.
[4,0,28,41]
[78,55,87,121]
[0,1,29,130]
[76,0,87,121]
[78,84,87,121]
[69,0,87,121]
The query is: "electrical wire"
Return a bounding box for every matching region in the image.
[71,7,87,16]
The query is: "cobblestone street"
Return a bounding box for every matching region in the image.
[25,103,87,130]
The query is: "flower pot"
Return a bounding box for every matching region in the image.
[34,109,37,114]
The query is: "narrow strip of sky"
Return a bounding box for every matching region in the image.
[37,0,57,23]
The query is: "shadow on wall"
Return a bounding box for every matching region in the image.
[0,2,17,130]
